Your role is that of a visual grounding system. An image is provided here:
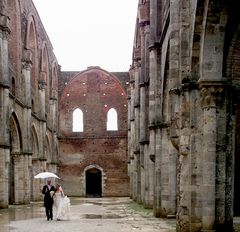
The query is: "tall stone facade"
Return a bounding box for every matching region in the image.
[58,67,129,197]
[128,0,240,231]
[0,0,130,207]
[0,0,59,207]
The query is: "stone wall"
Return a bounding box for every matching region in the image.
[0,0,59,207]
[128,0,240,231]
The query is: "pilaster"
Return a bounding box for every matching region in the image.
[199,80,226,231]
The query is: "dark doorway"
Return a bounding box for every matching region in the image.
[86,168,102,197]
[9,135,15,204]
[234,107,240,216]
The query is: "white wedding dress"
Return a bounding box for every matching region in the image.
[54,192,70,220]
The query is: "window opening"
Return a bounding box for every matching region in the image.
[73,108,83,132]
[107,108,118,131]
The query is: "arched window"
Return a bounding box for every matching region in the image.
[107,108,118,131]
[73,108,83,132]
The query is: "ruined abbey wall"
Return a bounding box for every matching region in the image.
[58,67,129,197]
[128,0,240,231]
[0,0,59,207]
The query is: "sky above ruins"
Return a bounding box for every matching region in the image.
[32,0,138,72]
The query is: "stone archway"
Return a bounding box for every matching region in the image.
[85,168,102,197]
[9,113,22,204]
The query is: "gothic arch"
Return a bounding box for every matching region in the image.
[8,112,22,204]
[25,15,39,102]
[9,112,22,153]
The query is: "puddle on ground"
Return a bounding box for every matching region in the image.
[82,214,124,219]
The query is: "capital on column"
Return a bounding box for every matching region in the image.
[199,80,226,109]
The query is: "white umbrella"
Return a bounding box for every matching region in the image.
[34,171,60,179]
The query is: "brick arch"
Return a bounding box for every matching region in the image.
[59,67,128,137]
[65,67,128,98]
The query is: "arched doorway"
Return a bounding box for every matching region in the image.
[85,168,102,197]
[9,113,22,204]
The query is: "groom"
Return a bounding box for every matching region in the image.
[42,179,55,220]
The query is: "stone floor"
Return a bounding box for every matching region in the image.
[0,197,176,232]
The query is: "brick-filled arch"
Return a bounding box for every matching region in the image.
[59,67,128,137]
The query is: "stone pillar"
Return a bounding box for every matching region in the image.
[22,52,32,153]
[39,72,46,120]
[50,94,58,164]
[38,72,47,166]
[0,15,10,208]
[199,82,225,230]
[128,67,135,199]
[149,43,159,213]
[134,63,141,203]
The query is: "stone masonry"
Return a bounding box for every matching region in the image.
[128,0,240,231]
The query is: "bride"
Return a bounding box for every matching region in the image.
[53,184,70,220]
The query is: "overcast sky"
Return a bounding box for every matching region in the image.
[32,0,138,72]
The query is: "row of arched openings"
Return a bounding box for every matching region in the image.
[73,108,118,132]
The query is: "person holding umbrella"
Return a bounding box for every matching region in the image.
[42,179,55,220]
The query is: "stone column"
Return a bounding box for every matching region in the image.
[128,68,135,199]
[39,72,46,120]
[50,90,58,164]
[200,82,225,230]
[38,72,47,168]
[149,43,158,213]
[0,15,10,208]
[22,51,32,153]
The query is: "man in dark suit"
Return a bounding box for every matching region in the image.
[42,179,55,220]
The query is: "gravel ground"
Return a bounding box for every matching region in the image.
[0,197,176,232]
